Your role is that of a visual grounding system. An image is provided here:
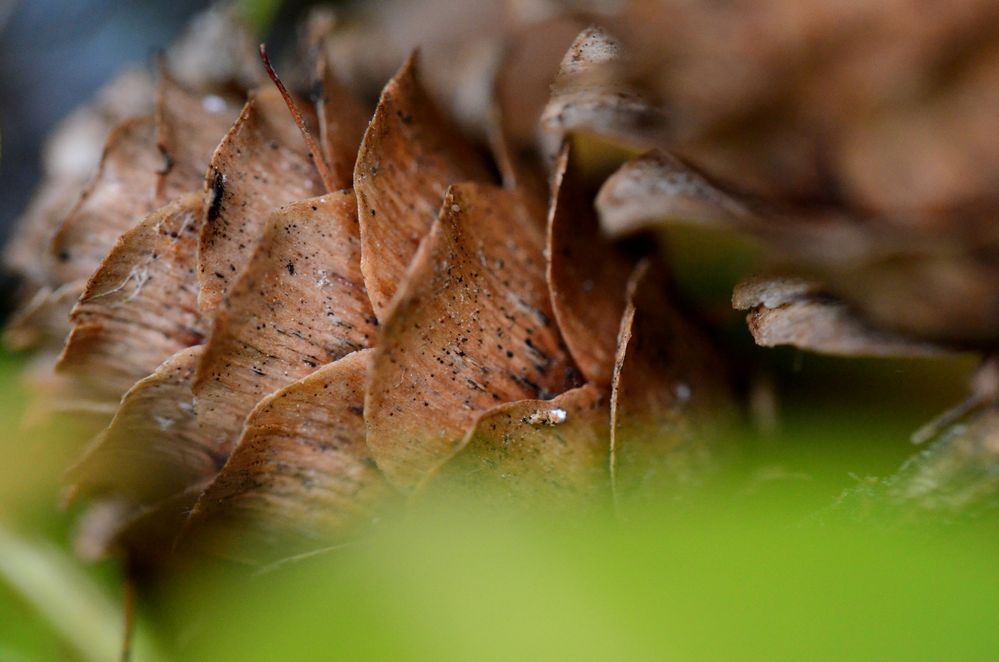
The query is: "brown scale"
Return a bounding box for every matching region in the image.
[365,183,581,491]
[186,349,393,564]
[193,192,376,464]
[58,193,209,403]
[354,52,493,321]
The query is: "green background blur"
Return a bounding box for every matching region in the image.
[5,340,999,660]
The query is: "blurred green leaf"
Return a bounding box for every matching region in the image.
[0,527,164,661]
[173,495,999,661]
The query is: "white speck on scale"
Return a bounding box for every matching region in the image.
[526,408,568,426]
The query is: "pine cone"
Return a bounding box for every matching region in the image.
[4,1,998,572]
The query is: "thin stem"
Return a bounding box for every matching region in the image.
[259,43,337,193]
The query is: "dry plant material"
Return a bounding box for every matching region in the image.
[611,259,733,502]
[539,26,668,162]
[322,0,524,133]
[314,51,369,189]
[61,62,238,292]
[67,346,223,508]
[495,15,589,153]
[833,45,999,214]
[816,234,999,345]
[19,351,118,432]
[197,87,324,311]
[57,194,207,402]
[187,349,391,563]
[616,1,999,205]
[427,383,609,508]
[354,53,493,320]
[154,75,241,202]
[4,183,83,289]
[193,192,374,457]
[599,149,999,346]
[732,276,950,358]
[4,282,85,352]
[366,184,579,490]
[488,15,591,199]
[49,117,161,284]
[258,44,339,194]
[3,68,154,288]
[76,483,209,566]
[6,0,999,572]
[595,149,752,238]
[547,144,633,386]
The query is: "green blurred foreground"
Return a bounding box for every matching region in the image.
[2,347,999,660]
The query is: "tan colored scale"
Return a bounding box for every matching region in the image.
[57,193,208,402]
[539,26,669,163]
[314,50,369,190]
[162,2,262,93]
[488,15,588,200]
[4,281,84,352]
[197,87,324,312]
[19,351,118,433]
[595,149,753,238]
[154,75,241,203]
[49,116,162,284]
[365,183,580,490]
[733,276,950,358]
[5,182,83,289]
[546,144,632,386]
[599,148,999,345]
[611,259,733,503]
[193,192,375,459]
[425,383,609,509]
[354,52,493,321]
[4,68,154,288]
[67,346,225,508]
[75,482,209,567]
[52,74,230,287]
[187,349,391,564]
